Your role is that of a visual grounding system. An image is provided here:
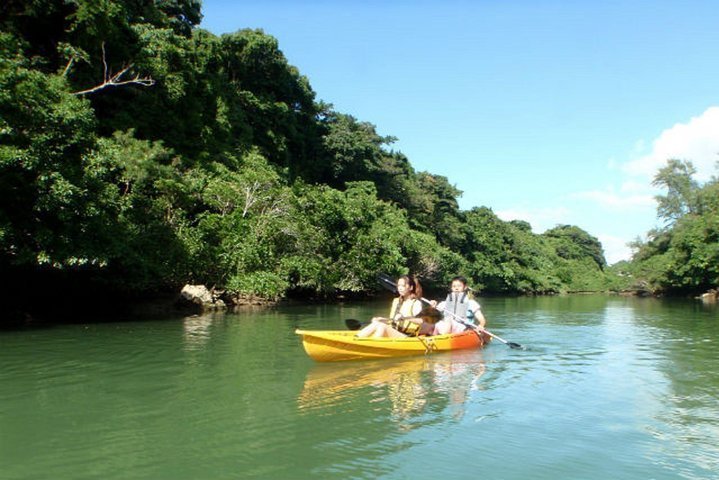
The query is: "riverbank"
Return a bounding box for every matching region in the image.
[8,279,714,330]
[4,262,715,329]
[1,279,379,329]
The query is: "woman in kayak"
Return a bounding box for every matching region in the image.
[356,275,435,338]
[431,276,486,335]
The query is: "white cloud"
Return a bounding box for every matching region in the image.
[597,234,633,265]
[570,184,656,210]
[623,106,719,181]
[496,206,571,233]
[620,180,650,194]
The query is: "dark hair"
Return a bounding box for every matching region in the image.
[451,276,468,287]
[398,275,423,300]
[418,306,442,324]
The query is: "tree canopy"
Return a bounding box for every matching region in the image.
[1,0,653,322]
[617,160,719,294]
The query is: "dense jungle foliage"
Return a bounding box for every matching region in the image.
[1,1,714,319]
[611,160,719,295]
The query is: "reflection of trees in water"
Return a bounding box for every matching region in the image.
[487,295,613,318]
[603,298,719,477]
[298,353,486,429]
[650,313,718,475]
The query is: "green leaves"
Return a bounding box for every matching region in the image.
[543,225,606,270]
[226,271,288,301]
[1,2,631,307]
[652,159,700,225]
[624,160,719,294]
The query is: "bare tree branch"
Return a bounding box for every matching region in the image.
[71,43,155,96]
[242,181,262,218]
[61,57,74,77]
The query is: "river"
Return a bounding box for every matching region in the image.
[1,295,717,479]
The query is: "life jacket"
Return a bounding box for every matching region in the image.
[389,297,418,320]
[391,318,422,336]
[444,292,474,321]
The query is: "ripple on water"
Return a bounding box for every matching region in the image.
[2,299,718,480]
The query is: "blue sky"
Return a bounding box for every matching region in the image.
[199,1,719,263]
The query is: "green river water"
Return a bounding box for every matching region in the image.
[1,295,718,479]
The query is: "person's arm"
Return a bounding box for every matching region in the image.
[389,297,400,319]
[410,299,422,317]
[429,299,446,310]
[468,300,486,328]
[474,310,487,328]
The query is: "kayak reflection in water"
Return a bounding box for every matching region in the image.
[386,355,487,427]
[297,354,486,427]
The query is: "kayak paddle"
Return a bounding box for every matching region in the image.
[344,318,364,330]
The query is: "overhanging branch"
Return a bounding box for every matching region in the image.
[71,43,155,96]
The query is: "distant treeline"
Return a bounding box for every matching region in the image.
[1,1,716,315]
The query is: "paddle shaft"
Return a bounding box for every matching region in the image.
[425,296,520,348]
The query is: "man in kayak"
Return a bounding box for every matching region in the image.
[431,276,486,335]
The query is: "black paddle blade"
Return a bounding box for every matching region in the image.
[508,342,523,349]
[344,318,364,330]
[376,274,398,293]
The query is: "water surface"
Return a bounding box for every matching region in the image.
[1,296,717,479]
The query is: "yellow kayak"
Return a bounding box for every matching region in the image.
[295,329,490,362]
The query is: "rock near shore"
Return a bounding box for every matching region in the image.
[699,289,718,303]
[179,284,226,311]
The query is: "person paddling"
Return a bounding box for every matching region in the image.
[431,276,486,335]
